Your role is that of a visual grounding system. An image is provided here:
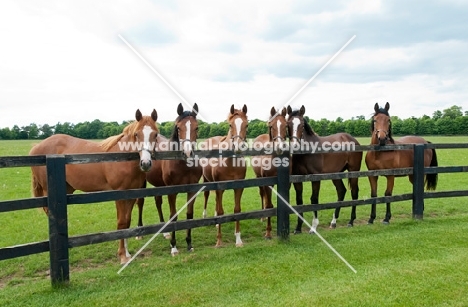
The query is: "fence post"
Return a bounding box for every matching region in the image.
[46,155,70,286]
[412,144,425,220]
[276,150,290,240]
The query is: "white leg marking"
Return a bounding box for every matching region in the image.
[124,239,131,258]
[171,247,179,256]
[309,218,319,234]
[235,232,243,247]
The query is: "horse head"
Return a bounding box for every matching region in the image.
[287,105,306,150]
[268,106,288,154]
[372,102,393,146]
[173,103,199,159]
[134,109,158,172]
[228,104,248,154]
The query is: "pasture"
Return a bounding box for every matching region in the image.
[1,136,468,306]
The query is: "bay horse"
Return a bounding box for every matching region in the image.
[251,106,288,239]
[365,102,438,224]
[30,109,159,264]
[142,103,202,256]
[201,104,248,247]
[287,105,362,233]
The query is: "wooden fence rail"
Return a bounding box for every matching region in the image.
[1,143,468,286]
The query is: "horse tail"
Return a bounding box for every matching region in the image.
[31,170,48,214]
[425,144,438,191]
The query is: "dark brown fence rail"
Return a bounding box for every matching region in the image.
[0,143,467,286]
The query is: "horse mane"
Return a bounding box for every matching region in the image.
[371,108,394,143]
[99,116,158,152]
[288,110,315,136]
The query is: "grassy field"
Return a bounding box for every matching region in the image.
[0,136,467,306]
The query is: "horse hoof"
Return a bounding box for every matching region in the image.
[367,221,374,225]
[330,223,337,229]
[308,230,316,235]
[171,252,178,257]
[188,247,194,253]
[264,236,272,240]
[382,220,390,225]
[135,236,143,240]
[163,233,171,239]
[120,256,131,265]
[347,223,354,228]
[293,230,302,235]
[236,243,244,247]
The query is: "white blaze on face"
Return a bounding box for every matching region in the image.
[233,117,244,150]
[275,119,284,152]
[183,120,192,157]
[141,125,153,162]
[292,118,301,145]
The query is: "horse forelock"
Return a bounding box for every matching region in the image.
[227,109,247,122]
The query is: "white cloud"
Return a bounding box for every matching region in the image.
[0,0,466,130]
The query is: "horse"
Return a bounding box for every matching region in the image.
[365,102,438,224]
[142,103,202,256]
[251,106,288,239]
[201,104,248,247]
[30,109,159,264]
[286,105,362,233]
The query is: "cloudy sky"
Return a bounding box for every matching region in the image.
[0,0,467,128]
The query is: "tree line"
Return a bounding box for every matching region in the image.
[1,105,466,140]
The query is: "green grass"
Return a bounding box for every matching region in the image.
[0,137,467,306]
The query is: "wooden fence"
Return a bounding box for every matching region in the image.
[1,143,468,286]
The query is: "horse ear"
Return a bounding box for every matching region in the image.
[242,104,247,114]
[299,105,305,116]
[230,104,235,114]
[135,109,143,121]
[177,103,184,115]
[270,106,276,117]
[287,105,292,115]
[281,107,287,117]
[192,103,199,117]
[151,109,158,122]
[374,103,379,113]
[385,102,390,111]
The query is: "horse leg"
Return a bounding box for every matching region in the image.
[116,199,135,264]
[135,181,147,240]
[330,179,347,229]
[348,177,359,227]
[234,188,244,247]
[309,181,320,234]
[167,193,179,256]
[368,176,378,224]
[186,192,196,252]
[383,176,394,224]
[259,186,266,222]
[155,195,170,239]
[264,186,273,239]
[293,182,304,234]
[215,189,225,247]
[203,190,210,218]
[135,197,144,240]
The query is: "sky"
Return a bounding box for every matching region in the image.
[0,0,467,128]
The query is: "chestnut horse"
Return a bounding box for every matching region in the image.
[251,106,288,239]
[365,102,438,224]
[287,105,362,233]
[30,109,159,264]
[140,103,202,256]
[201,104,248,247]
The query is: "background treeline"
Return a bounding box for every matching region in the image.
[1,105,466,140]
